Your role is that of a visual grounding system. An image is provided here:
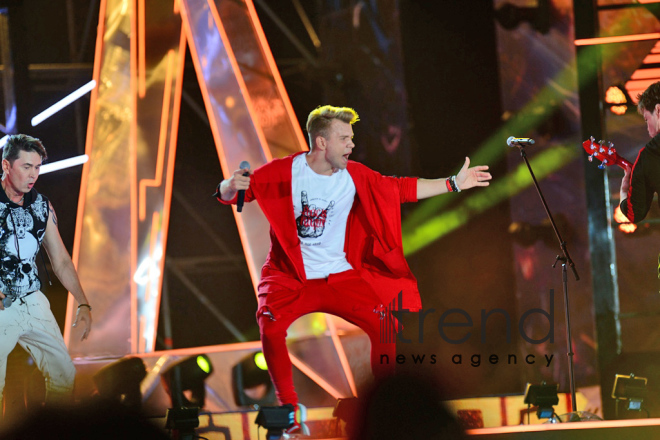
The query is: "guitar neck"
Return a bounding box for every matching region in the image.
[616,157,633,170]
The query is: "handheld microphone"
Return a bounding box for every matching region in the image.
[237,160,250,213]
[507,136,535,147]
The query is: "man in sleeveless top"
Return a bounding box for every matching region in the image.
[217,105,491,435]
[0,134,92,413]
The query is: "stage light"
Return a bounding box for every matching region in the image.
[165,407,200,439]
[197,355,212,374]
[92,357,147,410]
[40,154,89,174]
[31,80,96,126]
[255,404,295,440]
[161,355,214,408]
[232,351,276,407]
[254,351,268,370]
[523,382,559,419]
[612,373,648,413]
[0,143,87,175]
[605,85,631,115]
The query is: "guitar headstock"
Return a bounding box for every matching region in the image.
[582,137,632,170]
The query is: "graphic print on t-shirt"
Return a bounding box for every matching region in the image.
[291,154,354,278]
[0,194,49,296]
[296,191,335,238]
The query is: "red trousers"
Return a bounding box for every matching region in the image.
[257,270,396,406]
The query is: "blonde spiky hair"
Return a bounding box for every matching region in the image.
[306,105,359,149]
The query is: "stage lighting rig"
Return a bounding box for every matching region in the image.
[161,354,213,408]
[612,373,648,416]
[232,351,276,407]
[161,355,213,440]
[92,357,147,410]
[523,382,559,420]
[255,404,295,440]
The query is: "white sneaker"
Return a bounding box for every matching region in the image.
[283,403,310,438]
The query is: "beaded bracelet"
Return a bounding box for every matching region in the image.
[450,175,461,193]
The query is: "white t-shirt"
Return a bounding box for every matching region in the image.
[292,154,355,279]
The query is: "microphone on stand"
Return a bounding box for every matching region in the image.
[237,160,250,213]
[507,136,535,147]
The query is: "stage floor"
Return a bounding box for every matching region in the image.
[467,417,660,439]
[182,409,660,440]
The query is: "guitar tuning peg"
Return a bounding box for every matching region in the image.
[588,155,594,162]
[598,163,605,170]
[590,136,595,142]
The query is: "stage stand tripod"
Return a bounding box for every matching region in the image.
[514,142,601,423]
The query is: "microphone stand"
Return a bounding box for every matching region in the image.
[514,142,583,420]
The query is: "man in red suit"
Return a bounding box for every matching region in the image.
[218,105,491,435]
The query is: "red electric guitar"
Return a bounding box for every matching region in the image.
[582,137,632,170]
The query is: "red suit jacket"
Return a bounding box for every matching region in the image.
[220,152,421,310]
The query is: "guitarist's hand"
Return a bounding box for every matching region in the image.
[620,165,632,201]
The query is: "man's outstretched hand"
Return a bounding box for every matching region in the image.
[455,157,492,190]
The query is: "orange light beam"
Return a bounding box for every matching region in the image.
[66,0,108,346]
[643,54,660,64]
[575,33,660,46]
[129,340,263,358]
[130,0,139,353]
[631,68,660,79]
[149,29,187,352]
[138,50,175,221]
[179,5,229,180]
[245,0,308,150]
[206,0,283,293]
[207,0,273,163]
[179,1,262,292]
[290,353,344,399]
[325,315,357,397]
[138,0,146,98]
[626,79,659,91]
